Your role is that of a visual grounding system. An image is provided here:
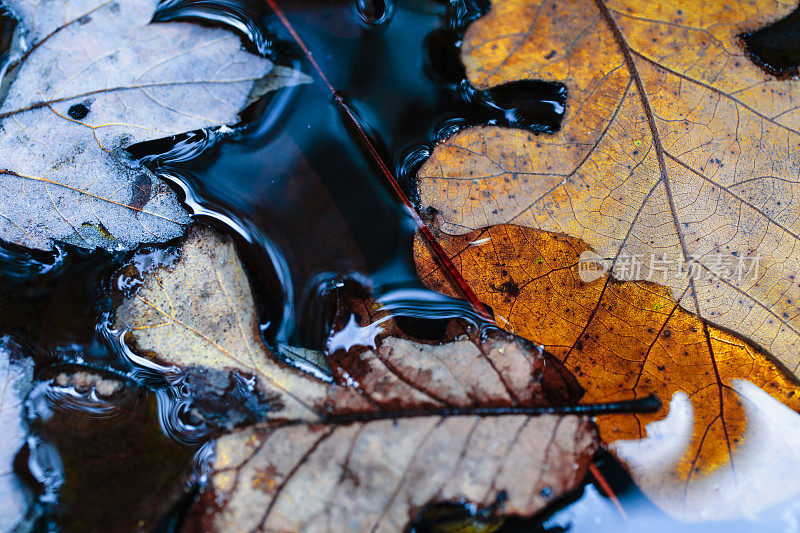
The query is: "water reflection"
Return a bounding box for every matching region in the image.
[139,0,563,352]
[25,364,197,531]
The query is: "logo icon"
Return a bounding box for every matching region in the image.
[578,251,610,282]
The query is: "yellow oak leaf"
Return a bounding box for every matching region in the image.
[418,0,800,374]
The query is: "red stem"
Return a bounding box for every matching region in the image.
[589,462,628,520]
[264,0,493,321]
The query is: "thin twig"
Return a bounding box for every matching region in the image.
[264,0,493,320]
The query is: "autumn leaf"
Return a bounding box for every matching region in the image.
[414,224,800,492]
[0,339,33,532]
[195,413,595,532]
[0,0,309,251]
[413,0,800,502]
[113,225,609,528]
[614,380,800,520]
[417,0,800,376]
[113,226,328,422]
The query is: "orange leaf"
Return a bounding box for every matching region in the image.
[414,224,800,481]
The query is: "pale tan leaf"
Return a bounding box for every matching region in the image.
[114,226,327,421]
[200,414,596,532]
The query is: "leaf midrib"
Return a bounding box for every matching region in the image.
[592,0,736,478]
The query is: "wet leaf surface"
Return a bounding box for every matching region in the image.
[322,282,585,414]
[113,225,605,528]
[6,0,800,528]
[0,0,308,251]
[417,0,800,377]
[193,413,596,532]
[414,224,800,507]
[413,0,800,519]
[114,226,328,422]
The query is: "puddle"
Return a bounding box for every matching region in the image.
[0,0,796,531]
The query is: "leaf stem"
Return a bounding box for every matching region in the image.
[319,394,661,424]
[589,462,629,520]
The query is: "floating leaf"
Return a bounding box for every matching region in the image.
[114,225,605,528]
[417,0,800,374]
[114,226,327,422]
[414,224,800,512]
[195,413,596,532]
[0,0,309,251]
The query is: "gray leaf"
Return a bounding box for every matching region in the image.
[0,0,310,251]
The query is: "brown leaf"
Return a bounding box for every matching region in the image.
[114,226,603,529]
[322,288,584,414]
[414,224,800,483]
[194,414,596,532]
[326,335,577,413]
[417,0,800,375]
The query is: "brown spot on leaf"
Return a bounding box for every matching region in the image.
[129,173,151,213]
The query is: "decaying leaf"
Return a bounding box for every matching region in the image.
[417,0,800,375]
[0,0,309,251]
[113,226,328,422]
[614,380,800,521]
[322,286,585,414]
[414,225,800,487]
[114,225,602,529]
[196,414,595,532]
[0,339,33,532]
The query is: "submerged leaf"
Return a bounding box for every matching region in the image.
[417,0,800,375]
[29,365,196,531]
[0,0,309,251]
[414,225,800,486]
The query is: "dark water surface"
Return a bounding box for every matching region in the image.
[139,0,574,355]
[3,0,800,531]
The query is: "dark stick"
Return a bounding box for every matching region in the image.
[321,394,661,424]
